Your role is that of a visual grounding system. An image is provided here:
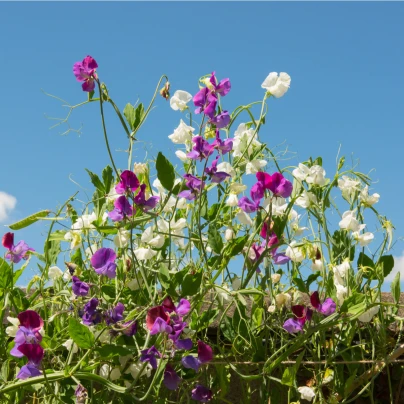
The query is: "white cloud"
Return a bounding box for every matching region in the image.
[385,251,404,282]
[0,191,17,222]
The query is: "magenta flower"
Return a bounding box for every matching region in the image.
[181,340,213,372]
[108,195,134,222]
[238,182,265,213]
[192,384,213,403]
[10,310,44,358]
[178,174,205,201]
[72,276,90,297]
[193,88,217,118]
[283,305,313,334]
[82,298,102,326]
[146,306,171,332]
[134,184,160,211]
[140,346,161,369]
[205,156,230,184]
[187,136,214,161]
[210,111,230,129]
[256,172,293,198]
[115,170,140,195]
[106,302,125,325]
[164,364,181,391]
[91,248,117,278]
[162,296,191,316]
[2,232,34,264]
[16,343,44,379]
[310,292,336,316]
[209,72,231,96]
[212,132,233,155]
[73,56,98,92]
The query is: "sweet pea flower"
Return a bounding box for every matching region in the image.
[353,230,374,247]
[238,181,265,213]
[10,310,44,358]
[82,298,102,326]
[182,341,213,372]
[210,111,230,128]
[187,136,214,161]
[192,384,213,403]
[115,170,140,195]
[108,195,134,222]
[246,159,268,175]
[48,266,63,280]
[75,384,88,404]
[105,302,125,325]
[212,131,233,154]
[140,346,161,369]
[261,72,291,98]
[205,156,230,184]
[170,90,192,111]
[338,176,361,202]
[91,248,117,278]
[146,306,171,334]
[359,185,380,207]
[2,232,34,264]
[178,174,205,200]
[285,241,305,263]
[256,172,293,198]
[134,184,160,211]
[164,364,181,391]
[73,56,98,92]
[120,320,138,337]
[16,343,44,379]
[298,386,316,402]
[72,276,90,297]
[339,210,362,232]
[295,190,318,209]
[194,87,217,118]
[283,305,313,334]
[310,291,336,316]
[168,119,195,144]
[208,72,231,96]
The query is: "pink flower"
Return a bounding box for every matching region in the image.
[73,56,98,92]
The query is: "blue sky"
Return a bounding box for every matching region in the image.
[1,3,403,287]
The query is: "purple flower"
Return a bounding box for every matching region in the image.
[205,156,230,184]
[212,132,233,155]
[91,248,117,278]
[193,88,217,118]
[72,276,90,297]
[146,306,171,332]
[2,232,34,264]
[106,302,125,325]
[238,182,264,213]
[181,340,213,372]
[140,346,161,369]
[82,298,102,326]
[192,384,213,403]
[210,72,231,96]
[210,111,230,129]
[10,310,44,358]
[283,305,313,334]
[150,317,173,335]
[75,384,88,404]
[310,292,336,316]
[108,195,134,222]
[273,252,290,265]
[256,172,293,198]
[175,338,193,350]
[187,136,214,161]
[283,318,304,334]
[164,364,181,391]
[121,320,137,336]
[16,343,44,379]
[73,56,98,92]
[178,174,205,201]
[115,170,140,195]
[134,184,160,211]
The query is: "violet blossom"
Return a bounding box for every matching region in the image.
[181,340,213,372]
[75,384,88,404]
[283,305,313,334]
[108,195,134,222]
[192,384,213,403]
[256,172,293,198]
[134,184,160,211]
[106,302,125,325]
[120,320,137,337]
[82,298,102,326]
[16,343,44,379]
[115,170,140,195]
[205,156,230,184]
[310,291,336,316]
[73,56,98,92]
[164,364,181,391]
[187,136,214,161]
[178,174,205,201]
[72,276,90,297]
[2,232,34,264]
[210,111,230,129]
[238,182,265,213]
[140,345,161,369]
[212,131,233,155]
[91,248,117,278]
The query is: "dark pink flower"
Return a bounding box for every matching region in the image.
[134,184,160,211]
[283,305,313,334]
[256,172,293,198]
[146,306,171,331]
[115,170,140,195]
[181,341,213,372]
[16,343,44,379]
[2,232,34,264]
[73,56,98,92]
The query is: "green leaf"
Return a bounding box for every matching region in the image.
[85,169,105,193]
[224,235,249,258]
[48,230,67,241]
[0,258,13,290]
[182,270,202,296]
[124,103,144,131]
[95,345,131,359]
[252,307,264,329]
[68,318,94,349]
[102,165,114,194]
[156,152,175,191]
[378,255,394,278]
[8,210,50,230]
[281,367,296,387]
[391,272,401,304]
[44,238,61,266]
[13,256,31,285]
[158,263,171,290]
[208,225,223,255]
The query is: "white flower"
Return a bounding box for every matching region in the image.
[333,260,350,285]
[295,190,317,209]
[271,273,281,284]
[232,277,241,291]
[353,231,374,247]
[292,163,311,182]
[339,211,362,232]
[236,211,253,226]
[170,90,192,111]
[285,241,305,263]
[261,72,291,98]
[358,305,380,322]
[64,231,82,250]
[216,284,232,304]
[134,247,157,261]
[263,197,288,216]
[141,226,165,248]
[175,150,189,162]
[216,162,235,177]
[62,339,78,354]
[311,259,324,272]
[229,182,247,195]
[157,218,187,248]
[246,159,267,175]
[306,165,327,186]
[267,305,276,313]
[225,228,235,241]
[168,119,195,144]
[110,367,122,381]
[99,364,111,379]
[335,284,348,305]
[72,213,97,231]
[298,386,315,402]
[114,229,131,248]
[85,244,98,258]
[133,163,148,176]
[291,216,308,236]
[232,123,262,158]
[359,185,380,207]
[338,176,361,202]
[107,187,120,203]
[48,266,63,280]
[275,293,292,309]
[126,362,152,379]
[6,317,20,337]
[226,194,239,207]
[127,277,143,291]
[63,271,72,281]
